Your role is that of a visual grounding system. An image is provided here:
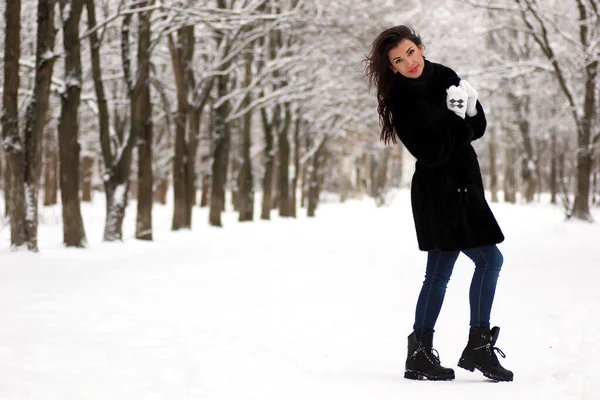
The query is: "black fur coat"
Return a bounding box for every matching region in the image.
[390,59,504,251]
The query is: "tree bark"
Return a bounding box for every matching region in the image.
[571,56,597,219]
[272,138,280,210]
[507,93,537,203]
[209,72,231,227]
[300,137,309,209]
[169,28,192,230]
[85,0,114,239]
[199,104,214,209]
[3,159,9,217]
[550,129,557,204]
[503,145,517,204]
[509,0,596,218]
[58,0,87,247]
[0,151,3,193]
[43,131,59,206]
[237,52,255,222]
[488,125,499,203]
[2,0,27,247]
[103,4,152,241]
[81,155,94,202]
[291,112,301,217]
[21,0,58,250]
[278,104,293,217]
[185,107,201,224]
[200,175,210,208]
[155,179,168,205]
[260,108,275,220]
[307,139,325,217]
[135,8,153,240]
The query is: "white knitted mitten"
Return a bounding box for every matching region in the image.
[446,85,468,119]
[459,80,478,117]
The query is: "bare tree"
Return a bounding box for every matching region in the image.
[237,49,255,222]
[96,1,154,241]
[58,0,87,247]
[465,0,599,219]
[135,2,154,240]
[22,0,58,250]
[43,130,59,206]
[1,0,26,247]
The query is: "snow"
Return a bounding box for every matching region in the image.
[114,183,128,208]
[41,50,55,62]
[1,190,600,399]
[24,184,36,224]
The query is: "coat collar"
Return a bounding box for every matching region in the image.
[391,59,460,104]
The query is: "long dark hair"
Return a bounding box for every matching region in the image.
[364,25,424,144]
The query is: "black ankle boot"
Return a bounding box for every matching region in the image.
[458,326,513,381]
[404,331,455,381]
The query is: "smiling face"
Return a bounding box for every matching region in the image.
[388,39,425,79]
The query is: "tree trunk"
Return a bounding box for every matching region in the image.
[21,0,58,250]
[3,160,9,217]
[169,28,192,230]
[571,58,597,219]
[272,140,280,210]
[155,179,168,205]
[103,5,151,241]
[85,0,114,239]
[291,113,301,217]
[1,0,27,247]
[355,157,362,194]
[369,153,377,198]
[0,151,3,193]
[237,52,254,222]
[488,125,498,203]
[507,93,537,203]
[43,131,59,206]
[135,9,153,241]
[209,73,230,227]
[391,145,404,188]
[200,175,210,207]
[230,135,240,212]
[171,106,187,228]
[550,129,557,204]
[503,145,517,204]
[558,140,567,194]
[300,137,309,209]
[87,0,128,241]
[278,105,293,217]
[375,147,391,205]
[260,108,274,220]
[185,107,201,225]
[58,0,87,247]
[81,155,94,202]
[307,140,325,217]
[199,104,213,209]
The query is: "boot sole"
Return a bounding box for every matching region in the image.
[458,357,513,382]
[404,369,455,381]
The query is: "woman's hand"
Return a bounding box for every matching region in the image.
[446,85,469,119]
[459,80,478,117]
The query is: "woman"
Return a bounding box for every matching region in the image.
[365,25,513,382]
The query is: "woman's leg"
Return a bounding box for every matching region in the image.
[461,245,504,328]
[407,250,458,380]
[458,245,512,381]
[413,250,460,338]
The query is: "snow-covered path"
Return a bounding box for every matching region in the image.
[1,191,599,399]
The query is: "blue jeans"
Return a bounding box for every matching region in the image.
[413,245,503,337]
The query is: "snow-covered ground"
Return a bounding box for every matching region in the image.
[1,190,599,399]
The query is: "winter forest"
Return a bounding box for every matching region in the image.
[1,0,599,251]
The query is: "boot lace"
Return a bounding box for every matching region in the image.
[474,343,506,365]
[412,345,442,365]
